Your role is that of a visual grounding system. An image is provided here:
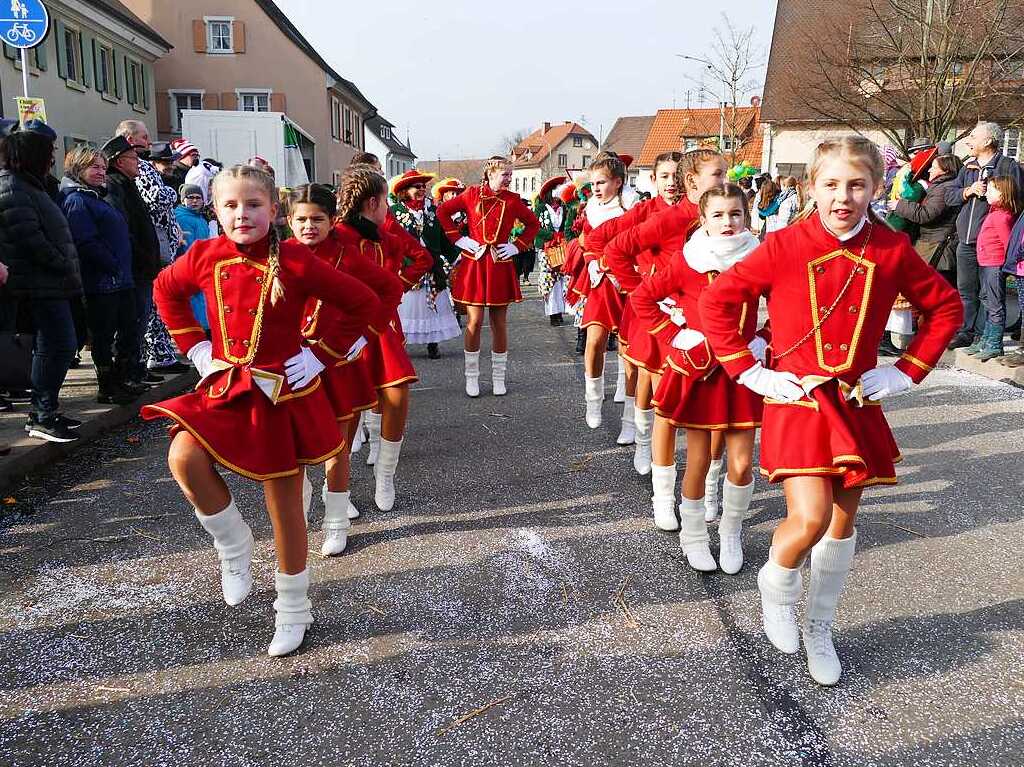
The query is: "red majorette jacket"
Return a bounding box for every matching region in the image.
[296,230,404,362]
[157,235,381,394]
[379,214,435,289]
[603,198,701,291]
[436,185,540,254]
[588,195,670,277]
[699,215,963,385]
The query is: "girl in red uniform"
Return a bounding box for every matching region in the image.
[141,165,381,657]
[632,184,764,574]
[341,165,430,511]
[286,183,403,553]
[590,151,681,457]
[605,150,727,493]
[700,137,961,685]
[571,155,632,430]
[436,157,540,397]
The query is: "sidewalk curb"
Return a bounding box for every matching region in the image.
[0,370,198,493]
[953,349,1024,388]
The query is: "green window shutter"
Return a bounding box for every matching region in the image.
[2,44,15,62]
[92,39,101,92]
[141,64,150,109]
[55,19,67,78]
[79,32,92,87]
[112,48,122,99]
[34,35,47,71]
[125,57,135,104]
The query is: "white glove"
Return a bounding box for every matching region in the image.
[186,340,215,379]
[345,336,368,361]
[587,259,604,288]
[455,236,482,253]
[748,336,769,364]
[737,362,804,402]
[495,243,519,261]
[860,365,913,401]
[658,298,686,327]
[284,346,326,389]
[670,328,706,350]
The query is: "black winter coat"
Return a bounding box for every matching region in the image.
[0,168,82,300]
[106,169,161,283]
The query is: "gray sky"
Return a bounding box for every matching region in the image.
[275,0,778,159]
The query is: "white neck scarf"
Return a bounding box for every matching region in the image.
[819,212,867,242]
[547,204,563,230]
[586,196,626,228]
[683,228,760,273]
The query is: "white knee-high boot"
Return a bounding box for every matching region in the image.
[718,477,754,574]
[803,531,858,686]
[757,548,802,654]
[365,410,382,466]
[195,499,254,606]
[613,355,627,403]
[616,395,636,445]
[301,469,313,527]
[322,480,360,520]
[650,463,679,531]
[704,457,723,522]
[633,407,654,475]
[584,374,604,429]
[491,351,508,396]
[678,497,716,571]
[464,350,480,398]
[350,412,366,453]
[320,490,353,556]
[268,569,313,657]
[374,437,402,511]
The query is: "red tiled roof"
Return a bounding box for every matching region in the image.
[512,122,597,168]
[602,115,656,159]
[637,107,762,167]
[416,159,488,187]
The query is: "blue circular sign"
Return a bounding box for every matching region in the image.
[2,0,49,50]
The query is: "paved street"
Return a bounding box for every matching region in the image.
[1,295,1022,767]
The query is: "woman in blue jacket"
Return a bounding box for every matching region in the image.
[59,145,139,405]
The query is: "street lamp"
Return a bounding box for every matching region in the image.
[676,54,726,152]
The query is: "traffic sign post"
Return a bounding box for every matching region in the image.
[1,0,50,97]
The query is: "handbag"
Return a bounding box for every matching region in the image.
[0,332,33,390]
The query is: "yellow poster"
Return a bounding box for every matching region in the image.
[15,97,46,126]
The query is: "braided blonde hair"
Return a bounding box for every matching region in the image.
[481,156,511,186]
[674,148,723,197]
[211,164,286,305]
[337,163,387,223]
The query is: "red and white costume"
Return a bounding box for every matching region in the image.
[141,235,381,480]
[566,196,632,330]
[296,230,404,423]
[632,229,766,430]
[436,185,540,307]
[700,215,962,487]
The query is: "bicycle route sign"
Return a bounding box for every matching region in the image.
[2,0,48,49]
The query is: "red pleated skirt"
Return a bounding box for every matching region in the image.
[620,307,668,374]
[321,350,378,422]
[759,379,901,488]
[653,360,762,430]
[141,367,345,481]
[450,250,521,307]
[364,324,418,389]
[581,278,625,332]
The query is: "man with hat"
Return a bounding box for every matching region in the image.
[102,134,162,389]
[149,142,183,188]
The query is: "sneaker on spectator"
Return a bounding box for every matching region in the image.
[947,332,974,350]
[2,389,31,402]
[0,396,11,412]
[24,413,82,432]
[27,417,78,443]
[149,361,190,374]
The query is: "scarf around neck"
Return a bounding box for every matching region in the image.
[585,195,626,229]
[683,228,760,273]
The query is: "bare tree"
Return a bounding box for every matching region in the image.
[798,0,1024,157]
[498,128,532,157]
[683,14,766,165]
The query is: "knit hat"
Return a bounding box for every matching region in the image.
[179,183,204,201]
[171,137,198,158]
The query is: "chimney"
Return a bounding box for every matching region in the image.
[542,122,551,134]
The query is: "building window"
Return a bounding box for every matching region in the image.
[684,138,700,151]
[332,170,341,186]
[239,92,270,112]
[125,58,143,107]
[531,177,537,192]
[353,115,361,149]
[1003,128,1021,161]
[582,155,591,167]
[63,25,82,84]
[96,44,114,96]
[557,153,568,168]
[573,136,583,147]
[171,91,203,133]
[343,106,352,145]
[776,163,807,181]
[207,19,233,53]
[331,97,341,140]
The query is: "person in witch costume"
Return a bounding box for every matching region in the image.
[534,175,573,326]
[141,164,382,657]
[436,156,540,397]
[700,137,961,686]
[389,170,461,359]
